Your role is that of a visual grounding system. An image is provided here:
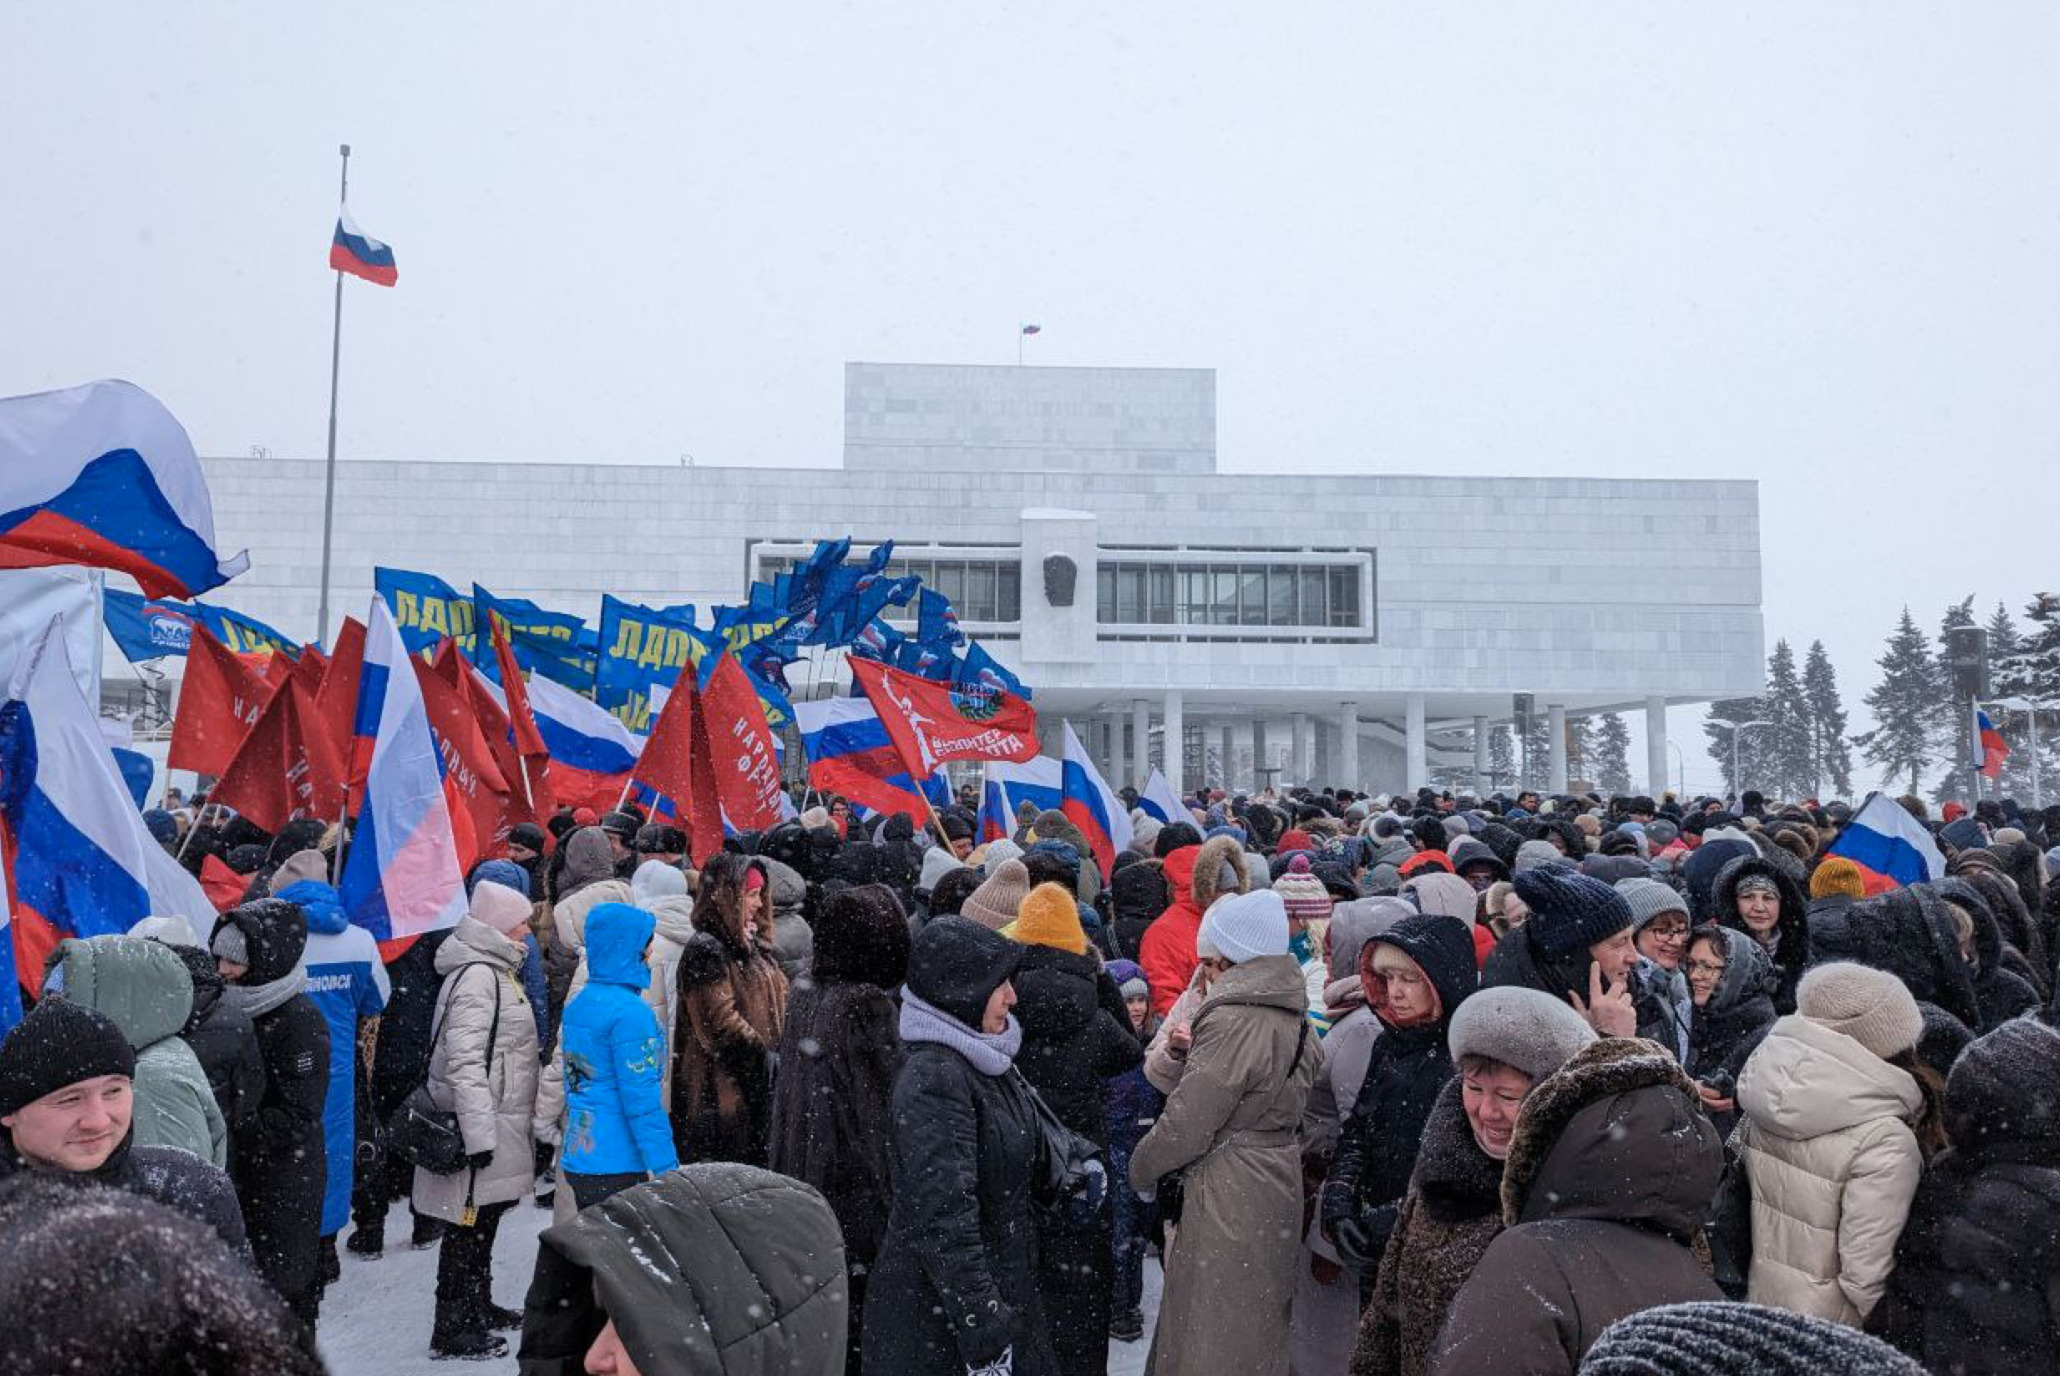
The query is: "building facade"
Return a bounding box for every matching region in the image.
[187,361,1764,796]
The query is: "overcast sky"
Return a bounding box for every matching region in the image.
[6,4,2057,793]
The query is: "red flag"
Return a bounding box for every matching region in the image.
[417,643,512,865]
[199,853,249,913]
[630,664,723,864]
[701,653,786,835]
[459,653,549,832]
[209,679,340,833]
[314,617,367,793]
[849,658,1040,779]
[487,611,547,757]
[168,626,272,777]
[263,653,295,690]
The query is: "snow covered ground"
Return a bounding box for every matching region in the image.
[323,1197,1162,1375]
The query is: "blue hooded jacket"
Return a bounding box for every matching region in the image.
[559,902,680,1176]
[275,878,389,1236]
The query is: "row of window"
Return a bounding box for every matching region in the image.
[757,553,1024,624]
[1096,561,1364,629]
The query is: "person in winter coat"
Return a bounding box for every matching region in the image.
[41,933,225,1166]
[0,1173,321,1376]
[544,827,633,1044]
[1320,911,1478,1278]
[145,930,267,1139]
[1932,875,2043,1028]
[763,855,815,983]
[529,1164,848,1376]
[1679,926,1776,1138]
[628,859,696,1087]
[1481,868,1642,1039]
[1807,884,1982,1077]
[863,915,1058,1376]
[274,876,390,1275]
[1101,959,1163,1346]
[348,922,452,1256]
[768,883,910,1373]
[1131,889,1323,1376]
[1139,834,1248,1018]
[1428,1038,1726,1375]
[0,997,247,1253]
[211,897,330,1332]
[673,853,789,1165]
[1580,1302,1931,1376]
[1353,988,1597,1376]
[1616,878,1692,1062]
[1711,854,1810,1014]
[413,880,542,1361]
[1008,883,1143,1376]
[1107,854,1171,962]
[558,901,679,1204]
[1733,962,1933,1326]
[1870,1017,2060,1375]
[1403,870,1496,969]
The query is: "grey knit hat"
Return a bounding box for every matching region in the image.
[1614,877,1690,935]
[1447,987,1596,1081]
[1797,962,1923,1060]
[1578,1301,1929,1375]
[1514,840,1564,873]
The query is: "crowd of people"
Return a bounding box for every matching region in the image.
[4,779,2059,1375]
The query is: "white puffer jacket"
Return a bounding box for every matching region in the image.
[1733,1013,1923,1325]
[412,917,540,1222]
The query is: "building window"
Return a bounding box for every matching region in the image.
[757,547,1023,624]
[1097,556,1371,632]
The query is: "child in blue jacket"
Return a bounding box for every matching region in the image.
[1103,958,1165,1343]
[557,902,679,1210]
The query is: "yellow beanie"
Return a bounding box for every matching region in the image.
[1810,856,1866,902]
[1011,882,1089,956]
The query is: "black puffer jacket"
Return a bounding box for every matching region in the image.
[1813,884,1983,1035]
[166,942,266,1132]
[1933,877,2043,1030]
[1012,944,1141,1148]
[1682,926,1777,1138]
[1952,862,2050,1000]
[1321,913,1478,1276]
[1107,858,1171,963]
[0,1127,249,1256]
[1871,1018,2060,1375]
[1712,855,1811,1014]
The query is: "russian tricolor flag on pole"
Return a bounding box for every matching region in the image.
[524,673,641,813]
[794,696,946,821]
[1824,792,1946,889]
[978,755,1064,842]
[1978,711,2011,780]
[1060,722,1132,880]
[331,210,398,287]
[339,600,465,942]
[0,618,214,1033]
[1137,767,1188,827]
[0,380,250,600]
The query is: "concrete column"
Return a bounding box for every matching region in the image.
[1163,690,1186,794]
[1337,702,1362,792]
[1473,715,1491,795]
[1404,693,1427,791]
[1548,703,1569,793]
[1131,698,1151,789]
[1251,720,1270,790]
[1646,696,1671,798]
[1218,724,1236,793]
[1291,713,1313,786]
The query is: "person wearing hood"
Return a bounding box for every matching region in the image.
[273,874,390,1284]
[0,997,247,1254]
[1319,911,1477,1279]
[1353,988,1597,1376]
[1427,1038,1726,1375]
[211,897,330,1332]
[1711,853,1810,1014]
[1101,958,1164,1346]
[542,827,633,1050]
[1807,885,1982,1078]
[528,1163,847,1376]
[1932,876,2042,1029]
[1139,834,1249,1019]
[672,853,789,1167]
[625,859,697,1084]
[1616,878,1693,1063]
[863,915,1057,1376]
[1107,855,1172,963]
[1481,869,1641,1039]
[1678,925,1776,1137]
[918,844,971,915]
[1402,870,1495,968]
[1680,836,1757,922]
[40,933,225,1168]
[1948,859,2050,1001]
[762,855,815,983]
[1130,889,1323,1376]
[412,878,541,1360]
[768,883,910,1372]
[130,916,268,1144]
[557,901,678,1204]
[1008,883,1143,1376]
[1733,963,1937,1326]
[1870,1017,2060,1375]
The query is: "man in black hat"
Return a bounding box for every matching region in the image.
[633,822,687,869]
[600,811,641,880]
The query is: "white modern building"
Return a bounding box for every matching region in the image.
[179,362,1764,796]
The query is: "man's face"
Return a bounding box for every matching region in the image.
[2,1074,132,1172]
[607,834,631,861]
[508,843,538,864]
[950,836,973,860]
[1517,793,1539,812]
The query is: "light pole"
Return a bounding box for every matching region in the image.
[1665,738,1685,798]
[1731,720,1774,801]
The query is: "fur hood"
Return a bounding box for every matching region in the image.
[1413,1074,1505,1223]
[1176,834,1249,914]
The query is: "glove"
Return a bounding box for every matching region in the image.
[966,1345,1013,1376]
[1075,1158,1108,1214]
[466,1149,495,1171]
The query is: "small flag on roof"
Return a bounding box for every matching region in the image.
[330,210,397,287]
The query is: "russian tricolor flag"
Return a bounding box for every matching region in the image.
[524,673,642,814]
[331,210,398,287]
[0,618,215,1034]
[794,696,946,821]
[1137,767,1189,827]
[1978,711,2010,780]
[338,599,466,942]
[978,755,1064,843]
[1060,722,1132,880]
[0,380,250,600]
[1824,792,1946,889]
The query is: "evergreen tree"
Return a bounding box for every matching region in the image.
[1982,601,2037,800]
[1856,607,1939,796]
[1801,640,1853,799]
[1566,715,1597,787]
[1520,712,1553,789]
[1705,693,1772,798]
[1997,593,2060,801]
[1927,598,1979,804]
[1487,723,1517,792]
[1594,713,1633,795]
[1762,639,1814,801]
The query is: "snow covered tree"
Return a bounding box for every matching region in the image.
[1996,593,2060,803]
[1705,694,1772,798]
[1761,639,1814,801]
[1520,712,1552,789]
[1593,713,1633,795]
[1928,597,1979,804]
[1980,601,2039,801]
[1856,607,1939,796]
[1801,640,1853,799]
[1487,723,1517,792]
[1566,715,1598,788]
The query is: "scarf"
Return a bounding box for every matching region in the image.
[900,988,1022,1076]
[223,965,307,1019]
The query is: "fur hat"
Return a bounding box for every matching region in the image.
[1203,889,1289,965]
[1798,962,1923,1060]
[1513,867,1633,960]
[960,859,1031,931]
[1272,854,1333,924]
[1614,877,1689,935]
[1447,986,1596,1082]
[1012,882,1088,956]
[1809,856,1866,902]
[0,998,136,1116]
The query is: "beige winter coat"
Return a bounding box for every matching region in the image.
[1129,954,1322,1376]
[1733,1014,1924,1325]
[412,917,540,1223]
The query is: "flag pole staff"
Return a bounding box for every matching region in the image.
[316,143,350,648]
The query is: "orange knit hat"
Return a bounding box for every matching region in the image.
[1011,882,1089,955]
[1809,856,1867,902]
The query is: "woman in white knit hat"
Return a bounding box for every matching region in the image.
[1732,961,1945,1326]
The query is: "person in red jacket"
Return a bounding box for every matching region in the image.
[1138,835,1249,1018]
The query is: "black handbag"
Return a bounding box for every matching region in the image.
[1706,1145,1754,1299]
[384,964,500,1176]
[1014,1070,1107,1221]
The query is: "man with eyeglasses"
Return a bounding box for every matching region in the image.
[1616,878,1695,1063]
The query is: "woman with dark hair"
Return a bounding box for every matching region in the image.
[671,852,789,1165]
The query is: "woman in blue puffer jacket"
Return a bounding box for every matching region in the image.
[557,902,679,1209]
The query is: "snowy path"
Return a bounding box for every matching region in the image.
[322,1198,1161,1375]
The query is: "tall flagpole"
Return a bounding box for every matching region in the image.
[316,143,350,647]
